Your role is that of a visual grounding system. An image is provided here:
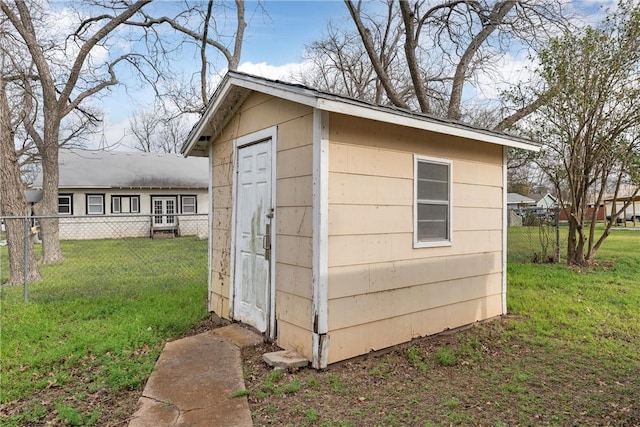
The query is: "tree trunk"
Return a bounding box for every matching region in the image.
[0,80,42,285]
[566,216,587,266]
[38,144,63,263]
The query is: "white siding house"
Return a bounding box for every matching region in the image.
[32,149,209,239]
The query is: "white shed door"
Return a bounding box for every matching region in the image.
[233,139,273,332]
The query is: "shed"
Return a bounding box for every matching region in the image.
[182,71,540,368]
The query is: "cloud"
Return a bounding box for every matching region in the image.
[473,51,537,102]
[238,61,312,82]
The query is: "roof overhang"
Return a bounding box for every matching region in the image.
[182,71,541,157]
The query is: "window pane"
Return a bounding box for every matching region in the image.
[418,203,448,221]
[418,162,448,181]
[417,219,448,241]
[182,196,196,213]
[417,180,448,201]
[415,157,451,244]
[112,197,121,213]
[131,197,139,213]
[154,200,163,224]
[87,195,103,214]
[58,196,71,214]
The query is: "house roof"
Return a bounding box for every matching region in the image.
[507,193,537,205]
[182,71,541,157]
[603,194,640,203]
[33,149,208,189]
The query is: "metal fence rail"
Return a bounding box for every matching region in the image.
[0,214,208,302]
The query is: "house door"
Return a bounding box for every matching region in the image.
[233,139,274,333]
[153,197,177,227]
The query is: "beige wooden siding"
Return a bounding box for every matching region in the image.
[274,115,314,357]
[207,92,314,356]
[327,294,502,364]
[326,112,505,363]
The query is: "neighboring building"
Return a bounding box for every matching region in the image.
[506,192,536,210]
[32,149,209,239]
[182,71,540,368]
[604,194,640,224]
[533,193,558,210]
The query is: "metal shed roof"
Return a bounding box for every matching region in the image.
[183,71,541,157]
[33,149,208,189]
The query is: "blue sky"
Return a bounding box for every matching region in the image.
[92,1,348,149]
[242,1,348,65]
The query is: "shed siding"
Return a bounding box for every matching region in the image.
[326,113,504,364]
[207,92,314,359]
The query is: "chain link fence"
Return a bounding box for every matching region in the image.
[0,214,208,302]
[507,207,564,264]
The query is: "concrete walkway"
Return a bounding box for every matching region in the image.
[128,324,262,427]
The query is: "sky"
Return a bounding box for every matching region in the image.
[91,0,351,149]
[87,0,617,151]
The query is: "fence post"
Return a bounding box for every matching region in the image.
[23,216,29,303]
[554,208,560,263]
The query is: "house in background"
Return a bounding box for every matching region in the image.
[604,194,640,225]
[182,71,540,368]
[506,192,536,210]
[32,149,209,240]
[533,193,558,210]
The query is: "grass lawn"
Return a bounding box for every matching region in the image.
[242,228,640,426]
[1,227,638,426]
[0,237,208,426]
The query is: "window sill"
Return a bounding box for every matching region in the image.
[413,240,452,249]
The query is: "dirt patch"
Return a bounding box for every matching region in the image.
[241,317,640,426]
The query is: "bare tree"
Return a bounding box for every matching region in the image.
[299,14,411,107]
[128,109,187,153]
[126,0,248,114]
[303,0,568,129]
[1,0,152,264]
[128,109,161,152]
[531,1,640,266]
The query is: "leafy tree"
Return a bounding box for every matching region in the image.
[531,1,640,266]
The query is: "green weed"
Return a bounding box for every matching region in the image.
[435,347,457,367]
[406,345,429,373]
[231,389,250,398]
[305,408,319,422]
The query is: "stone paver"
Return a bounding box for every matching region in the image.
[263,350,308,370]
[129,325,260,427]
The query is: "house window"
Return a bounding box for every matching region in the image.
[181,195,197,214]
[414,155,452,247]
[58,194,73,215]
[86,194,105,215]
[111,196,140,214]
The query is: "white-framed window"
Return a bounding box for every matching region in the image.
[86,194,105,215]
[181,195,197,214]
[414,155,452,248]
[58,194,73,215]
[111,195,140,214]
